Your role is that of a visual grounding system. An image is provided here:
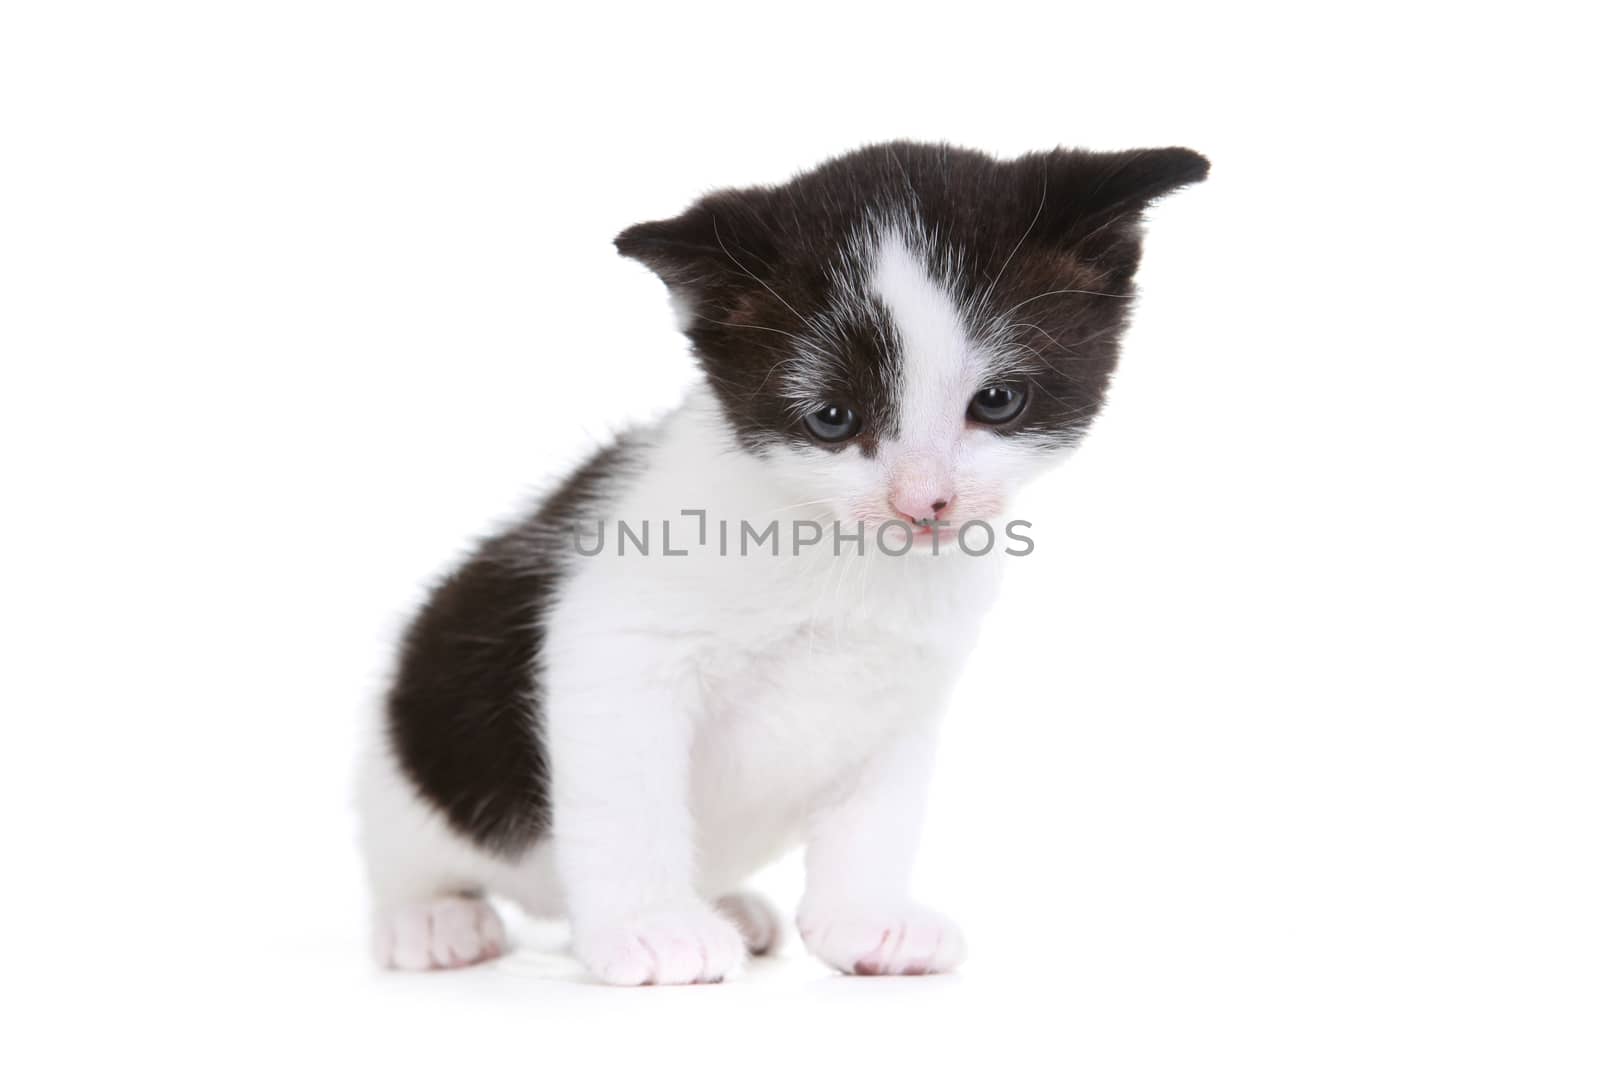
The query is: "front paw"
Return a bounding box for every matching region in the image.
[797,901,967,976]
[573,906,746,986]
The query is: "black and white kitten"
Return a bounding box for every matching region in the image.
[359,142,1208,983]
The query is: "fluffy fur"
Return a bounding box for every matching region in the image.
[358,141,1207,982]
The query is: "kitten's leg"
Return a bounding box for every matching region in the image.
[545,641,744,985]
[797,722,966,977]
[715,890,783,956]
[357,741,509,970]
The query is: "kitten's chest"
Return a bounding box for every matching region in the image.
[688,559,994,730]
[686,624,967,885]
[687,603,982,811]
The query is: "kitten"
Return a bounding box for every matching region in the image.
[358,141,1207,983]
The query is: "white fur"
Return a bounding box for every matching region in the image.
[871,228,971,521]
[871,229,972,445]
[360,232,1067,983]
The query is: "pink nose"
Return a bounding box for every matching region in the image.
[890,490,954,526]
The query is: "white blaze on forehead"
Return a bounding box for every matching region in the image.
[869,229,976,443]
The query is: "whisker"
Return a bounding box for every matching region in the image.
[976,175,1048,316]
[996,286,1131,321]
[693,313,809,346]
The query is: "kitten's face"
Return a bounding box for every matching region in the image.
[617,142,1206,541]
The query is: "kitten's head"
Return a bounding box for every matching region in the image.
[616,141,1207,539]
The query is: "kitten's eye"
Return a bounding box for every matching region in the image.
[967,385,1027,425]
[802,404,862,444]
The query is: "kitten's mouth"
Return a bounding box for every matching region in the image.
[886,517,959,550]
[864,515,970,535]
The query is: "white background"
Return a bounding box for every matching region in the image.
[3,2,1595,1063]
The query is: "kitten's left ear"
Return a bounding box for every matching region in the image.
[1032,146,1210,246]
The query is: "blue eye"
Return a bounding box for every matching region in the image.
[803,404,862,443]
[967,385,1027,425]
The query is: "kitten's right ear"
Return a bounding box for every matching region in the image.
[614,191,776,298]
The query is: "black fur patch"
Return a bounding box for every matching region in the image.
[616,141,1208,452]
[385,440,639,855]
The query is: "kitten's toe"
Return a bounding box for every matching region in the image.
[716,890,784,956]
[374,895,507,971]
[797,901,965,977]
[575,906,745,986]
